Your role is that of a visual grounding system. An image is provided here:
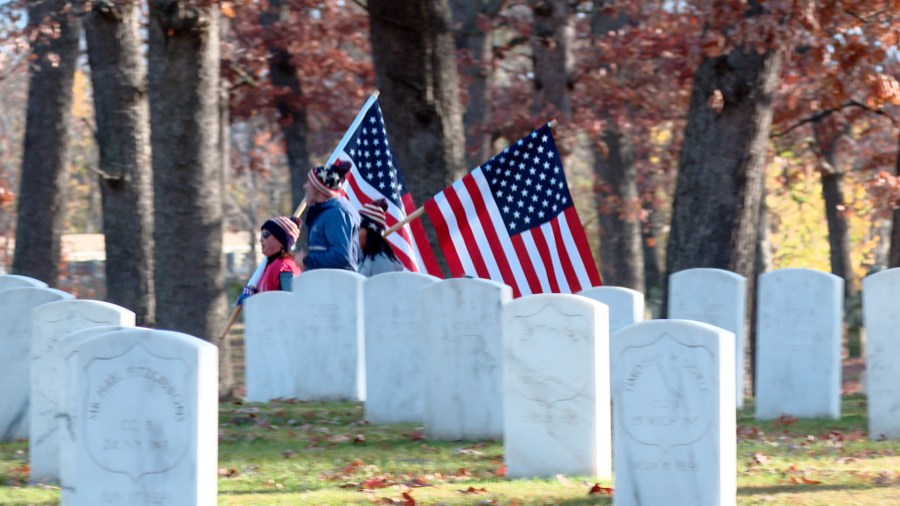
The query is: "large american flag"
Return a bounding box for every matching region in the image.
[327,94,442,276]
[424,124,601,297]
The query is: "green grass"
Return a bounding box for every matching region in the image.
[2,394,899,505]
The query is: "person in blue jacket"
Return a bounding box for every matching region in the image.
[297,159,361,271]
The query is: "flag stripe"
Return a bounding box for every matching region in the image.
[464,171,522,297]
[510,234,543,295]
[550,216,580,292]
[529,226,560,293]
[425,197,466,277]
[443,181,492,280]
[402,193,442,277]
[564,206,602,287]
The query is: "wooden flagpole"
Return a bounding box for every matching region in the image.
[218,198,308,341]
[383,119,558,239]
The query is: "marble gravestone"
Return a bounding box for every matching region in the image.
[0,274,47,290]
[30,300,135,481]
[862,268,900,439]
[244,290,301,402]
[502,294,611,479]
[611,319,736,506]
[61,328,218,506]
[55,326,132,493]
[0,286,73,441]
[421,278,512,440]
[755,268,843,420]
[577,286,645,334]
[365,271,440,424]
[669,268,747,408]
[293,269,366,401]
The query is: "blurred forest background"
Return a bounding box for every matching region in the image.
[0,0,897,396]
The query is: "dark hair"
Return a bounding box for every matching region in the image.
[362,229,398,261]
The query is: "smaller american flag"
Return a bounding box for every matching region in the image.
[330,94,441,276]
[424,124,601,296]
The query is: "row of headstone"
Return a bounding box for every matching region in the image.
[241,270,739,504]
[0,274,218,505]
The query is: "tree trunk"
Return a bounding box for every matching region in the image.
[665,48,782,291]
[664,48,782,395]
[594,125,644,291]
[530,0,573,119]
[814,120,855,297]
[449,0,502,167]
[13,0,80,285]
[887,133,900,268]
[261,0,310,211]
[84,0,156,326]
[367,0,467,274]
[148,1,229,392]
[590,1,643,292]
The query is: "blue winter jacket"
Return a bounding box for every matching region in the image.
[304,197,361,271]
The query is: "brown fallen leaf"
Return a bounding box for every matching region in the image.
[588,483,613,495]
[458,486,488,494]
[282,449,297,458]
[494,465,507,477]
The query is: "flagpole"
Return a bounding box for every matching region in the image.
[325,91,380,167]
[218,93,381,340]
[384,120,558,238]
[218,197,308,341]
[384,206,426,237]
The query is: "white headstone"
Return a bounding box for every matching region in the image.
[422,278,512,440]
[365,271,440,424]
[862,268,900,439]
[293,269,367,401]
[611,319,736,506]
[244,290,301,402]
[29,300,135,480]
[61,327,218,506]
[0,287,72,441]
[578,286,644,334]
[756,268,843,420]
[56,326,132,491]
[503,294,611,478]
[0,274,47,290]
[669,268,747,408]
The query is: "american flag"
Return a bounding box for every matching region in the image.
[328,94,442,276]
[424,124,601,297]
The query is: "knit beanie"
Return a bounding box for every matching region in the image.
[308,159,352,198]
[261,216,300,251]
[359,199,388,233]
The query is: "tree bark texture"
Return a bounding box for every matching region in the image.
[449,0,502,167]
[664,48,782,397]
[13,0,80,285]
[665,48,783,294]
[593,126,644,291]
[261,0,310,211]
[84,0,156,325]
[368,0,467,274]
[887,133,900,268]
[590,1,643,292]
[148,1,227,360]
[814,120,855,297]
[530,0,573,119]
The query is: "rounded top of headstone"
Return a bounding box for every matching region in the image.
[863,266,900,288]
[0,274,48,290]
[578,285,644,298]
[670,267,745,283]
[422,276,512,296]
[0,286,73,303]
[613,318,733,341]
[295,268,366,286]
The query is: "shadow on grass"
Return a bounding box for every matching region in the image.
[738,481,896,495]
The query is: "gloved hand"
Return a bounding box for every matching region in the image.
[235,285,257,306]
